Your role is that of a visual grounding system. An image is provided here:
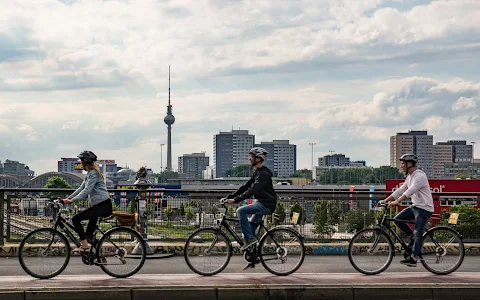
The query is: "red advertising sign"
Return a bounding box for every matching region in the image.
[386,179,480,214]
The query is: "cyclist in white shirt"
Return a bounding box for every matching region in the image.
[379,153,434,267]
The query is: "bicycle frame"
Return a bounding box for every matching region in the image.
[373,205,460,257]
[375,212,415,252]
[212,203,285,257]
[47,201,118,257]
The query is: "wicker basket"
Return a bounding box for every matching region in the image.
[112,211,136,226]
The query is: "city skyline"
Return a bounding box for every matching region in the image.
[0,0,479,175]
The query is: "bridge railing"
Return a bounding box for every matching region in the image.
[2,188,480,245]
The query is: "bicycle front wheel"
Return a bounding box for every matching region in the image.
[348,228,394,275]
[18,228,70,279]
[420,226,464,275]
[258,227,305,276]
[96,227,146,278]
[184,228,232,276]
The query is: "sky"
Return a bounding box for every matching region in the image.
[0,0,479,175]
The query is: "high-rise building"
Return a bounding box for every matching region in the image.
[390,130,433,177]
[58,158,83,173]
[178,153,210,179]
[433,144,453,179]
[319,154,351,167]
[255,140,296,178]
[213,129,254,178]
[433,141,473,178]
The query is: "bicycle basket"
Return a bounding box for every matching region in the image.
[112,211,136,226]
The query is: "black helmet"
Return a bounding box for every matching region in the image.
[399,153,418,163]
[77,150,97,164]
[249,147,268,161]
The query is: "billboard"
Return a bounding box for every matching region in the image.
[386,179,480,214]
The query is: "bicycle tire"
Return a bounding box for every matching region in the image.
[18,228,70,279]
[184,227,232,276]
[348,228,394,275]
[258,227,305,276]
[420,226,465,275]
[96,226,146,278]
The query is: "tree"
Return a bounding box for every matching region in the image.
[312,200,342,237]
[179,203,185,217]
[291,169,312,178]
[153,171,179,184]
[45,176,72,189]
[317,166,404,185]
[164,205,174,222]
[185,205,195,221]
[225,164,251,177]
[227,205,235,218]
[273,202,286,225]
[344,209,376,233]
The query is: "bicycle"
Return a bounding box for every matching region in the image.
[184,198,305,276]
[18,199,147,279]
[348,203,465,275]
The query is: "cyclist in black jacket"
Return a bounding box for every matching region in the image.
[226,147,277,251]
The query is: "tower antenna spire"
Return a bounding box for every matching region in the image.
[168,65,171,106]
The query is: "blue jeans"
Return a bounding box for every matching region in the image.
[236,202,271,240]
[394,206,432,257]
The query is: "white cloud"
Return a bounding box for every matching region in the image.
[1,0,480,174]
[452,96,477,111]
[0,124,11,134]
[15,124,32,132]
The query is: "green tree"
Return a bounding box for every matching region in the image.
[179,203,185,217]
[45,176,72,189]
[312,200,342,237]
[290,200,306,224]
[225,164,251,177]
[344,209,376,233]
[153,171,179,184]
[164,205,174,222]
[185,205,195,221]
[291,169,312,178]
[227,205,235,218]
[273,202,286,225]
[126,199,135,214]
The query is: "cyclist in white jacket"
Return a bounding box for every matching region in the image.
[380,153,434,267]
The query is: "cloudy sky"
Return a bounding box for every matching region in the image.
[1,0,479,175]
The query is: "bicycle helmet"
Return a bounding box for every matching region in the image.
[77,150,97,164]
[399,153,418,174]
[249,147,268,162]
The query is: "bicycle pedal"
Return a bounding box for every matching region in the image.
[243,263,254,270]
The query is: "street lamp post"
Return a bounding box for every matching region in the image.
[309,142,316,182]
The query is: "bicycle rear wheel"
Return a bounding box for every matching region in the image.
[420,226,464,275]
[258,227,305,276]
[18,228,70,279]
[348,228,394,275]
[184,228,232,276]
[96,227,146,278]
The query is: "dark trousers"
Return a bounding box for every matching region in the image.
[72,199,112,241]
[394,206,432,257]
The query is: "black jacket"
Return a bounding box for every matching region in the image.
[229,166,277,212]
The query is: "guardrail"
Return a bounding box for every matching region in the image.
[2,188,480,245]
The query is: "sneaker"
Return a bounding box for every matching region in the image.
[400,256,417,267]
[240,238,257,251]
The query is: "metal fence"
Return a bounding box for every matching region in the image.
[2,188,480,245]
